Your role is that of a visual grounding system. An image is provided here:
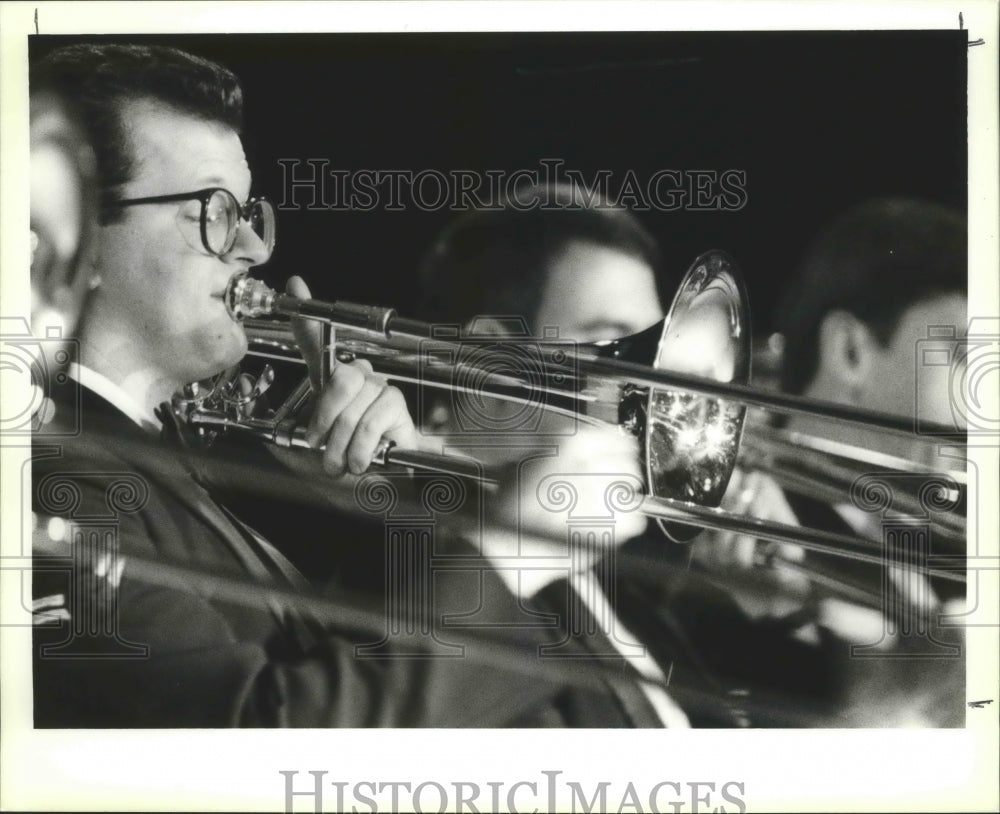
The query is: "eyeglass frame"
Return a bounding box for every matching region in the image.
[104,187,276,258]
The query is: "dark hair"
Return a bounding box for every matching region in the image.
[417,182,663,331]
[32,43,243,222]
[778,197,966,393]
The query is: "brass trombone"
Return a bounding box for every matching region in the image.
[181,251,965,587]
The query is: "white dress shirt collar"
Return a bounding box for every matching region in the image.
[468,523,689,727]
[568,569,691,728]
[68,362,162,434]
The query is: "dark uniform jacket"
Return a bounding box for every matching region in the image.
[32,387,663,728]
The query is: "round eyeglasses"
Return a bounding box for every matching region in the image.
[106,187,276,259]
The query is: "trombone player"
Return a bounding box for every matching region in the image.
[414,182,699,726]
[416,187,969,727]
[29,43,667,728]
[694,197,968,725]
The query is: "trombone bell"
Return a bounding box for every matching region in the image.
[596,251,751,541]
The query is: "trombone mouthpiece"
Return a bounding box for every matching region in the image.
[222,272,397,334]
[224,273,276,321]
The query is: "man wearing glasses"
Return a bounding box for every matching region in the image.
[30,43,663,727]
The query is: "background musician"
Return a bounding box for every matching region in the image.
[691,197,968,725]
[778,197,967,476]
[416,183,762,726]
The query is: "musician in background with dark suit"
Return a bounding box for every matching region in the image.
[415,185,820,728]
[691,197,968,725]
[30,43,664,728]
[415,183,716,726]
[779,197,966,471]
[417,188,968,727]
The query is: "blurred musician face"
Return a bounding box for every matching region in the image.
[808,291,968,464]
[854,293,967,427]
[80,99,270,408]
[423,238,663,543]
[534,239,664,343]
[427,239,665,444]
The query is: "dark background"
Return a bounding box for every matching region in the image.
[32,31,968,338]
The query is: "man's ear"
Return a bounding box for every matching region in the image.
[816,309,878,389]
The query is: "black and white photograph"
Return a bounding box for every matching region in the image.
[1,1,997,811]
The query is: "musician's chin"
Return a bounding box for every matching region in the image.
[221,323,250,367]
[193,322,249,381]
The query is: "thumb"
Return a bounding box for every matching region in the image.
[287,275,323,391]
